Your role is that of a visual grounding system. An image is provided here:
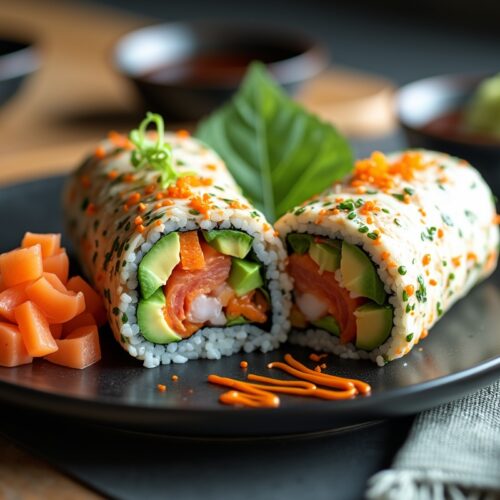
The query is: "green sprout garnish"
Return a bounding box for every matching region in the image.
[129,112,177,187]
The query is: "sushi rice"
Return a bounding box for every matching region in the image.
[276,150,499,366]
[64,132,292,368]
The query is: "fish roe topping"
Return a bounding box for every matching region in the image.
[229,200,249,210]
[108,130,134,150]
[189,193,214,218]
[157,384,167,392]
[422,254,431,265]
[107,170,118,180]
[240,361,248,369]
[94,145,106,159]
[127,192,141,205]
[176,129,190,139]
[172,375,179,381]
[351,151,427,191]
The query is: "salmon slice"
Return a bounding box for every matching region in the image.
[0,322,33,367]
[14,301,58,357]
[45,324,101,369]
[0,245,43,288]
[0,283,31,323]
[66,276,107,326]
[165,242,231,335]
[43,250,70,284]
[22,233,61,258]
[288,253,365,344]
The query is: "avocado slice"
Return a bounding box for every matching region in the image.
[354,302,393,351]
[226,316,249,327]
[203,230,253,258]
[228,258,263,296]
[287,233,313,254]
[309,241,341,273]
[340,241,386,305]
[312,315,340,336]
[137,288,182,344]
[138,232,180,299]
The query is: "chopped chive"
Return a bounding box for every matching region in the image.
[122,313,128,323]
[355,198,364,208]
[347,212,356,220]
[338,201,355,211]
[392,193,405,202]
[404,187,415,195]
[437,302,443,317]
[382,208,390,214]
[402,290,409,301]
[442,260,447,266]
[406,303,411,313]
[294,207,306,215]
[358,225,369,234]
[406,333,414,342]
[394,218,401,226]
[398,265,407,275]
[189,209,200,215]
[367,232,379,240]
[366,189,378,195]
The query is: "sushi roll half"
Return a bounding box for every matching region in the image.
[276,150,499,366]
[64,122,291,368]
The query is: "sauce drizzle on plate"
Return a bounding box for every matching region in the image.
[208,353,371,408]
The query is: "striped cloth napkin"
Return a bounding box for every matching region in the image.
[366,380,500,500]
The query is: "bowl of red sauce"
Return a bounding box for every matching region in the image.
[114,21,328,122]
[397,73,500,189]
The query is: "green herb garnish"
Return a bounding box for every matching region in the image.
[398,265,407,275]
[129,112,177,187]
[196,63,353,221]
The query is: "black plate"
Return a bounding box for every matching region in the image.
[0,176,499,437]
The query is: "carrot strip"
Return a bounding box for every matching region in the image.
[179,231,205,270]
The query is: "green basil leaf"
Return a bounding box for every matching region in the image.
[195,62,354,221]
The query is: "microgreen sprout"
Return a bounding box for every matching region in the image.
[129,113,177,187]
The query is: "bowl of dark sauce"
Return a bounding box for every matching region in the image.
[0,37,40,108]
[397,73,500,191]
[114,22,328,121]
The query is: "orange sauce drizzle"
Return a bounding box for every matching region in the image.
[208,353,371,408]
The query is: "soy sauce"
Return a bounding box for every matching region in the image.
[140,48,296,86]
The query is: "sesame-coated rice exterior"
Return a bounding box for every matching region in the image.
[276,150,499,365]
[64,132,291,368]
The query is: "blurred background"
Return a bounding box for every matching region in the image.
[1,0,500,181]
